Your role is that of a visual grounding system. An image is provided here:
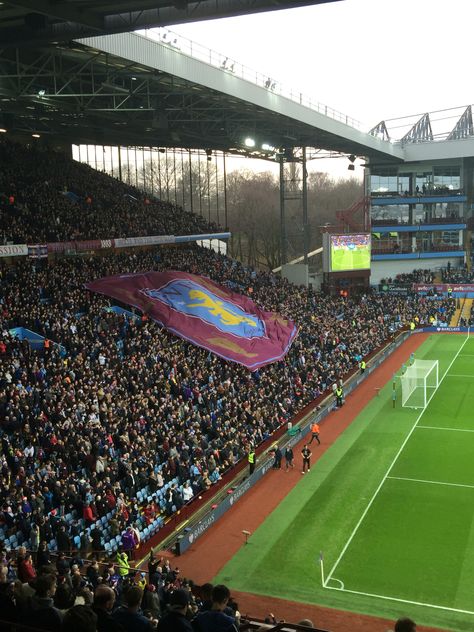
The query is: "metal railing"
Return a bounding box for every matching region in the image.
[138,28,361,130]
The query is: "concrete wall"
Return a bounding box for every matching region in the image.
[282,263,309,287]
[370,257,463,284]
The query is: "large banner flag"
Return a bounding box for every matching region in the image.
[86,270,297,370]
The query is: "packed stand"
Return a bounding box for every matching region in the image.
[0,543,244,631]
[0,244,457,561]
[0,139,219,244]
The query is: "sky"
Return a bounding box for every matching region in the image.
[145,0,473,179]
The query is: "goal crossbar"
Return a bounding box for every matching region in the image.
[401,359,439,409]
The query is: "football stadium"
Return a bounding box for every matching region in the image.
[2,2,474,632]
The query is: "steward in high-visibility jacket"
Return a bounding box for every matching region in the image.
[116,550,130,578]
[248,449,256,475]
[309,422,320,445]
[335,387,344,407]
[359,360,366,373]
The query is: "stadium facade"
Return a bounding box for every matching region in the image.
[367,107,474,284]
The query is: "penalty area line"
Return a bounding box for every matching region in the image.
[387,475,474,490]
[418,425,474,433]
[322,584,474,616]
[445,373,474,378]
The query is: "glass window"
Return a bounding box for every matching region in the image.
[441,230,460,244]
[370,167,398,195]
[398,175,410,194]
[433,166,461,191]
[415,172,432,194]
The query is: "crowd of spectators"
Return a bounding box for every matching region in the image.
[380,269,435,286]
[0,245,456,563]
[441,263,474,284]
[0,139,219,244]
[0,542,244,631]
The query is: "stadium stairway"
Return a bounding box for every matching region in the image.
[449,304,462,326]
[449,297,473,326]
[461,297,473,324]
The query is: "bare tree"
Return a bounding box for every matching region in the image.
[226,170,280,269]
[308,172,363,248]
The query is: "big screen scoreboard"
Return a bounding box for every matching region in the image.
[323,233,371,273]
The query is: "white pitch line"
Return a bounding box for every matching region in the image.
[323,334,469,587]
[445,374,474,378]
[418,425,474,433]
[324,584,474,616]
[387,475,474,490]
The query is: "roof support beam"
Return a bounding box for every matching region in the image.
[6,0,104,30]
[0,1,341,46]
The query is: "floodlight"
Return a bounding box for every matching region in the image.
[244,137,255,148]
[0,128,6,133]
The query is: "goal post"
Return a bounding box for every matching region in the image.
[401,359,439,409]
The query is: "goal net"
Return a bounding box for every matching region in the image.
[401,359,439,409]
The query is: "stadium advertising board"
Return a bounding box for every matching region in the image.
[378,283,410,295]
[419,326,470,333]
[0,244,28,257]
[414,283,474,293]
[323,233,371,272]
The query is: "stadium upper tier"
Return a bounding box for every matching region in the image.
[0,139,220,244]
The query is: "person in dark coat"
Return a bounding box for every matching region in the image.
[35,540,51,568]
[271,444,282,469]
[90,526,104,555]
[56,524,71,554]
[113,586,155,631]
[192,585,239,632]
[142,584,161,619]
[157,588,192,632]
[21,573,63,632]
[62,605,98,632]
[93,585,125,632]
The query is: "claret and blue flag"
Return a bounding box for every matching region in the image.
[86,270,297,370]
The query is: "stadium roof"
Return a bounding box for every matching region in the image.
[0,1,342,47]
[2,1,473,166]
[0,29,405,164]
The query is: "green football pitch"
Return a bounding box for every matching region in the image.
[331,247,370,271]
[215,334,474,631]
